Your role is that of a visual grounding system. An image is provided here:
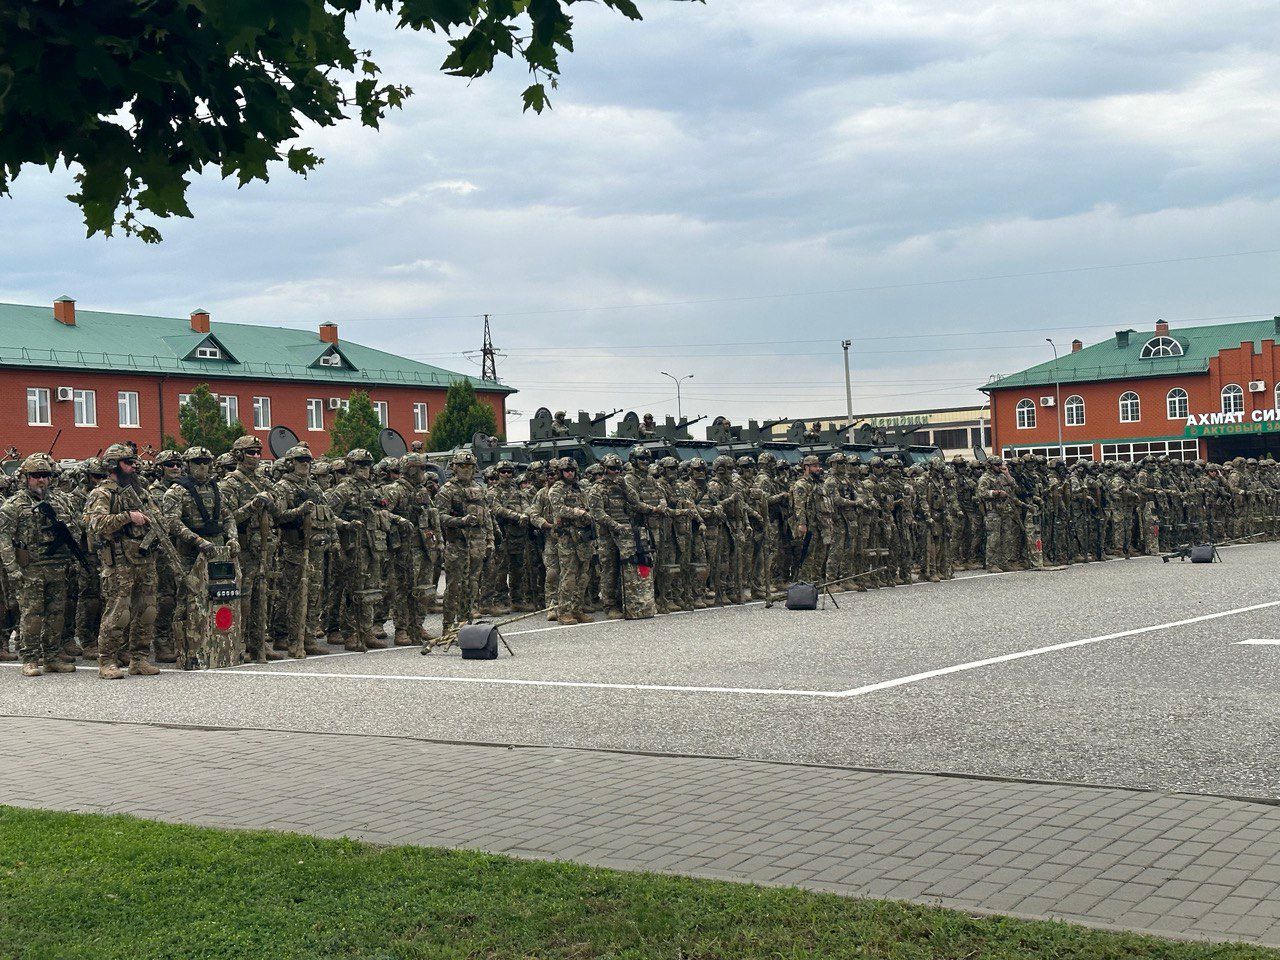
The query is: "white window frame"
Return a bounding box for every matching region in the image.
[252,396,271,431]
[218,394,239,427]
[1166,387,1189,420]
[26,387,50,426]
[178,393,192,408]
[1222,383,1244,415]
[373,400,388,427]
[1118,391,1141,423]
[1015,398,1036,429]
[196,344,222,360]
[1002,444,1093,463]
[1140,336,1184,359]
[1064,395,1085,427]
[413,402,429,434]
[1100,439,1200,462]
[118,391,140,429]
[72,388,97,427]
[307,398,324,432]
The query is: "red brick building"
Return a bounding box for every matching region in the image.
[985,316,1280,462]
[0,298,514,460]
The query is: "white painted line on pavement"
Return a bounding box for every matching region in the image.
[163,598,1280,698]
[1237,638,1280,645]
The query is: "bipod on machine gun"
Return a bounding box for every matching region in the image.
[424,607,548,658]
[1162,532,1265,563]
[764,568,887,609]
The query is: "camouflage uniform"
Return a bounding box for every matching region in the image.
[485,460,532,613]
[588,453,658,619]
[548,458,595,624]
[435,451,494,638]
[163,446,239,668]
[790,456,834,583]
[219,436,280,662]
[327,449,391,651]
[272,444,330,657]
[0,454,80,673]
[384,453,437,643]
[149,449,185,661]
[976,458,1019,571]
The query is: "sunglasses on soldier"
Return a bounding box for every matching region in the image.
[27,471,51,479]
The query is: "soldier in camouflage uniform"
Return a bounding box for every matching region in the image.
[219,435,281,663]
[270,444,329,657]
[66,457,108,658]
[737,457,771,599]
[753,452,791,596]
[485,460,532,614]
[977,457,1020,571]
[149,449,185,662]
[916,459,951,582]
[588,453,660,619]
[791,455,834,583]
[626,447,672,612]
[163,446,239,668]
[659,456,703,611]
[432,450,493,641]
[327,449,390,651]
[548,457,595,624]
[0,453,82,675]
[384,452,437,644]
[84,443,163,679]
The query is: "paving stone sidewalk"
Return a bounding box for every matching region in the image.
[3,716,1279,948]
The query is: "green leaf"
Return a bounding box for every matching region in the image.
[521,83,549,113]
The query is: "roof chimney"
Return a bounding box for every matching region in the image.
[1115,330,1131,348]
[190,308,210,334]
[53,295,76,326]
[319,322,338,344]
[1273,315,1280,336]
[1071,339,1082,353]
[1155,318,1169,335]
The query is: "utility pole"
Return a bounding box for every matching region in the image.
[1046,339,1064,459]
[842,340,853,424]
[660,371,693,421]
[481,314,499,382]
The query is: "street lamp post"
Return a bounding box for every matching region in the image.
[1046,339,1064,459]
[660,371,694,421]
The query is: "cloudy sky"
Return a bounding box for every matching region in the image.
[3,0,1279,440]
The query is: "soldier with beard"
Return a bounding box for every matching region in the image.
[84,443,164,679]
[385,452,438,643]
[791,455,834,583]
[149,449,185,663]
[548,457,595,625]
[0,453,83,676]
[752,452,791,596]
[328,449,389,652]
[434,450,494,641]
[67,457,108,659]
[485,460,532,614]
[977,457,1020,572]
[271,444,332,658]
[219,435,280,663]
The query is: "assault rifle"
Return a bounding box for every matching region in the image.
[33,500,90,571]
[116,481,184,572]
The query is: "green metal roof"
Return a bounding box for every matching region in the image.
[0,301,514,393]
[985,317,1280,391]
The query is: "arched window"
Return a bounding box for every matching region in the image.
[1064,395,1085,427]
[1167,387,1189,420]
[1119,391,1141,423]
[1274,382,1280,412]
[1140,336,1184,358]
[1222,383,1244,414]
[1016,398,1036,429]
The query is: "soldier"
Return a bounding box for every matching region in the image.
[163,446,239,667]
[976,456,1019,571]
[791,454,834,583]
[588,453,660,619]
[433,450,493,641]
[550,410,571,437]
[627,447,674,612]
[916,459,951,583]
[385,452,437,643]
[485,460,532,614]
[548,457,595,624]
[327,449,390,651]
[737,457,771,599]
[659,456,704,611]
[149,449,185,662]
[84,443,164,679]
[639,413,657,438]
[529,461,561,619]
[0,453,83,676]
[752,452,791,596]
[219,435,281,663]
[272,444,330,658]
[68,457,108,659]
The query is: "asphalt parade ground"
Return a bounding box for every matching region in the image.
[4,540,1279,800]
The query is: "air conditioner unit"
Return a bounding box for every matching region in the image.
[1039,396,1056,407]
[55,386,74,402]
[1249,380,1266,393]
[328,397,343,409]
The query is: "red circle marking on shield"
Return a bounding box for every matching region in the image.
[214,606,234,632]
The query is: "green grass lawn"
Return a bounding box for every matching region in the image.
[0,805,1274,960]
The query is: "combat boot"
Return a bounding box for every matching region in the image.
[80,643,99,660]
[604,608,623,621]
[574,611,594,624]
[393,630,415,646]
[0,647,17,662]
[287,645,306,659]
[371,622,388,640]
[43,660,77,674]
[326,630,344,646]
[303,641,329,657]
[128,658,161,676]
[546,610,559,622]
[344,638,367,653]
[365,633,389,649]
[98,662,125,680]
[20,662,40,677]
[153,643,178,664]
[556,612,579,625]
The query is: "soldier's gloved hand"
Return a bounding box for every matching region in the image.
[464,514,483,527]
[128,510,149,527]
[228,540,240,559]
[196,539,216,555]
[253,492,274,509]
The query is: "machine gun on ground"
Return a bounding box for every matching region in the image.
[1162,533,1264,563]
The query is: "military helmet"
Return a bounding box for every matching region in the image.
[450,450,476,467]
[687,457,707,470]
[346,448,375,465]
[710,455,732,471]
[381,456,400,473]
[599,453,624,470]
[557,456,577,471]
[736,455,755,468]
[83,456,108,478]
[155,449,182,466]
[987,456,1004,467]
[868,456,885,468]
[585,463,604,478]
[215,452,236,469]
[554,410,567,419]
[801,454,821,467]
[400,452,425,469]
[757,451,777,465]
[100,443,136,469]
[495,459,515,472]
[19,452,56,476]
[231,435,262,455]
[184,446,214,463]
[827,452,847,465]
[283,443,313,462]
[630,445,652,463]
[526,459,545,474]
[313,460,332,477]
[659,456,679,469]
